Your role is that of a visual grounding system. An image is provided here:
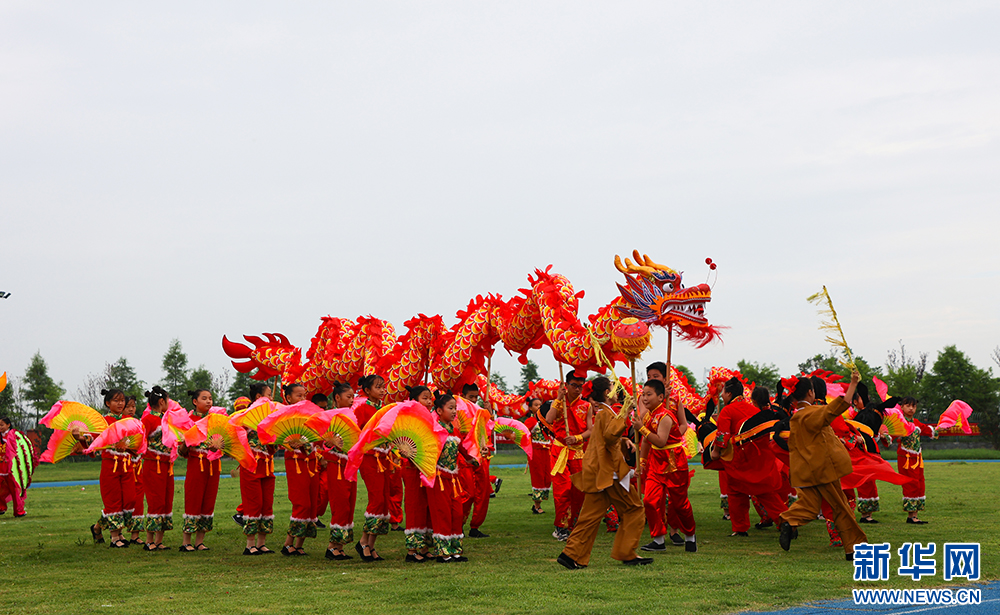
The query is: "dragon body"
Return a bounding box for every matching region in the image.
[222,253,719,402]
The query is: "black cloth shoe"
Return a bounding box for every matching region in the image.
[90,524,105,544]
[492,478,503,495]
[232,513,244,526]
[779,522,797,551]
[355,542,374,562]
[557,552,584,570]
[315,520,326,529]
[622,556,654,566]
[281,545,296,556]
[685,540,697,553]
[469,528,489,538]
[755,519,774,529]
[13,512,26,519]
[325,549,337,560]
[846,552,854,561]
[906,517,928,524]
[451,555,468,562]
[859,517,879,524]
[531,505,544,515]
[669,533,684,546]
[729,531,749,537]
[243,547,260,556]
[640,541,667,552]
[436,556,452,563]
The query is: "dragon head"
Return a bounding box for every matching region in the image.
[614,250,720,347]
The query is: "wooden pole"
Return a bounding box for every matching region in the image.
[487,353,496,449]
[665,323,674,406]
[630,360,640,451]
[558,362,570,434]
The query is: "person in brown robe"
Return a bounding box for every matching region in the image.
[778,369,866,560]
[558,377,651,569]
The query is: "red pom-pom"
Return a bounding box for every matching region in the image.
[705,257,712,264]
[710,263,717,270]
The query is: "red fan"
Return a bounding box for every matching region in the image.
[494,417,532,460]
[937,400,973,434]
[83,418,146,455]
[161,408,195,449]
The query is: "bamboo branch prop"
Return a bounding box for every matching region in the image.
[806,285,856,371]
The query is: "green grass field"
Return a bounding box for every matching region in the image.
[2,455,996,615]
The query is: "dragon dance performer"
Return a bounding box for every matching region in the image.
[0,416,28,518]
[354,374,391,562]
[743,387,795,529]
[460,382,492,539]
[778,370,866,560]
[323,383,358,561]
[894,396,937,524]
[401,386,435,562]
[178,389,223,552]
[558,377,650,569]
[524,398,552,514]
[233,382,272,527]
[428,392,478,562]
[237,395,277,556]
[546,369,590,541]
[639,379,696,553]
[712,378,787,538]
[281,383,321,556]
[139,387,176,550]
[642,361,691,542]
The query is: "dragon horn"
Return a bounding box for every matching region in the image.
[639,252,671,273]
[621,251,656,277]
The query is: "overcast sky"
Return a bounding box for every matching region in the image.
[2,2,999,399]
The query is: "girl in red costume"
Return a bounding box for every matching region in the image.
[281,383,321,556]
[233,382,272,527]
[238,395,277,556]
[353,374,390,562]
[402,385,435,562]
[140,386,175,550]
[123,396,146,546]
[178,389,222,552]
[322,382,358,560]
[893,397,937,524]
[82,388,138,548]
[428,392,478,562]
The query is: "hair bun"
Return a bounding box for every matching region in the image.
[100,389,110,396]
[186,390,197,397]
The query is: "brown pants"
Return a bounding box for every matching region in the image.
[562,481,644,566]
[779,481,867,554]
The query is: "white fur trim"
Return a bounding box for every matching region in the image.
[363,513,391,520]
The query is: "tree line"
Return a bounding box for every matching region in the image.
[2,340,998,448]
